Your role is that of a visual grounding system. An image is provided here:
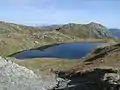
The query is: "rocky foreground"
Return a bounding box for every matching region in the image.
[53,67,120,90]
[1,57,120,90]
[1,43,120,90]
[0,57,57,90]
[52,43,120,90]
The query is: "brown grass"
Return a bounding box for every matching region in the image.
[14,58,84,73]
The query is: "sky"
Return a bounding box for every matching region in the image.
[0,0,120,28]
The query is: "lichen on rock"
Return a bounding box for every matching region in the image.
[0,58,57,90]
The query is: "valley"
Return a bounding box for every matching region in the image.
[0,21,120,90]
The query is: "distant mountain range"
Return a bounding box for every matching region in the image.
[109,28,120,38]
[0,21,113,39]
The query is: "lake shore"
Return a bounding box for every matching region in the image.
[12,43,120,90]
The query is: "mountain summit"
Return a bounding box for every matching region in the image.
[41,22,112,39]
[0,21,114,56]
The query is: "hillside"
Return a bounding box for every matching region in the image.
[0,21,114,56]
[15,42,120,90]
[0,21,119,90]
[41,22,113,39]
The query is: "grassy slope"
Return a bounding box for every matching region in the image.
[0,21,114,57]
[14,43,120,74]
[0,22,117,75]
[42,22,113,39]
[14,58,84,73]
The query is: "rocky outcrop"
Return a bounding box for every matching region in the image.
[103,73,120,90]
[52,68,120,90]
[1,58,120,90]
[0,57,57,90]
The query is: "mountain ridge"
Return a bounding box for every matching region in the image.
[40,22,113,39]
[0,21,114,56]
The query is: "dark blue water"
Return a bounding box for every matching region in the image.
[13,42,103,59]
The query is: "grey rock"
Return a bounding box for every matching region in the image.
[0,58,57,90]
[103,73,120,84]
